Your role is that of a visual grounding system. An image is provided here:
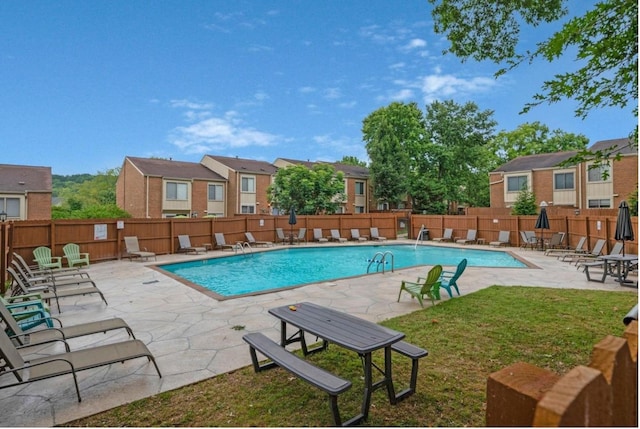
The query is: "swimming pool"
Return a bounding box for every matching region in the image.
[157,244,527,298]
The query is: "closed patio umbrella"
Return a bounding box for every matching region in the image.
[535,205,550,249]
[615,200,634,256]
[288,207,297,245]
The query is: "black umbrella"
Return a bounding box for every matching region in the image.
[288,207,297,245]
[535,206,550,249]
[615,200,634,256]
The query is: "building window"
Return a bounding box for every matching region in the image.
[554,172,574,190]
[377,202,389,211]
[354,205,365,213]
[588,199,611,208]
[587,165,611,182]
[0,197,20,217]
[166,182,188,200]
[355,181,365,196]
[241,205,255,214]
[208,184,223,201]
[241,176,255,193]
[507,176,527,192]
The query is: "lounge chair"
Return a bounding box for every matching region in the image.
[1,297,53,330]
[0,327,161,403]
[214,233,235,251]
[33,246,63,270]
[244,232,273,247]
[7,267,108,313]
[62,243,90,267]
[489,231,510,247]
[397,265,443,307]
[519,231,538,250]
[313,228,328,243]
[561,239,606,264]
[275,228,288,245]
[575,242,623,271]
[370,227,387,241]
[545,236,587,257]
[13,253,90,280]
[543,232,565,251]
[439,258,467,298]
[433,228,453,242]
[330,229,347,243]
[0,300,133,351]
[293,228,307,245]
[11,260,97,292]
[350,229,367,241]
[124,236,156,261]
[455,229,477,245]
[178,235,207,254]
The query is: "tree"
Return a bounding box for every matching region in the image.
[511,188,538,215]
[267,164,346,215]
[338,156,367,167]
[362,102,424,208]
[416,100,497,212]
[53,168,126,219]
[429,0,638,160]
[489,122,589,165]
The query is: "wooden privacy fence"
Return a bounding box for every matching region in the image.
[486,321,638,426]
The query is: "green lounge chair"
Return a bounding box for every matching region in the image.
[440,259,467,298]
[62,243,90,267]
[397,265,443,307]
[33,246,62,270]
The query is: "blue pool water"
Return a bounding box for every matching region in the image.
[158,244,526,297]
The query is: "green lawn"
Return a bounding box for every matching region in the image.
[65,286,637,427]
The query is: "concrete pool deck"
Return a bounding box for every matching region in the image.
[0,240,636,427]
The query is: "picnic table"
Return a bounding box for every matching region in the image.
[268,302,407,425]
[584,254,638,287]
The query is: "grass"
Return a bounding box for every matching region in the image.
[65,286,636,427]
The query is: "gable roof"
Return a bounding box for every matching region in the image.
[126,157,225,181]
[0,164,52,193]
[276,157,369,177]
[589,138,637,155]
[204,155,278,175]
[492,151,577,173]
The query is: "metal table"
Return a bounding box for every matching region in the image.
[600,254,638,286]
[269,302,405,425]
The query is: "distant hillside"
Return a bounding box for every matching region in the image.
[52,174,95,197]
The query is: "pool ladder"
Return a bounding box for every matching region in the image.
[367,251,394,273]
[234,241,253,255]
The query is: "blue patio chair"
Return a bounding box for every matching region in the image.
[440,258,467,298]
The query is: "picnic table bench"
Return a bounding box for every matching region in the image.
[243,332,352,426]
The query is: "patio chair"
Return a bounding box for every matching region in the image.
[7,267,108,313]
[439,258,467,298]
[561,239,606,264]
[545,236,587,257]
[433,228,453,242]
[275,228,288,245]
[575,242,623,270]
[0,297,53,331]
[13,253,90,280]
[519,231,538,250]
[244,232,273,247]
[543,232,565,251]
[124,236,156,261]
[0,327,161,403]
[293,228,307,245]
[62,243,90,268]
[397,265,443,307]
[455,229,477,245]
[11,260,98,292]
[214,233,235,251]
[489,231,510,247]
[313,228,328,243]
[0,300,133,351]
[330,229,347,243]
[33,247,63,270]
[350,229,367,241]
[178,235,207,254]
[369,227,387,241]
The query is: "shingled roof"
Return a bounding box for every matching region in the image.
[126,157,225,181]
[0,164,52,193]
[589,137,636,155]
[205,155,278,175]
[492,151,578,173]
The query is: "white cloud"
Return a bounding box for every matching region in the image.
[420,74,496,102]
[170,99,214,110]
[298,86,316,94]
[403,38,427,50]
[339,101,357,108]
[389,89,415,101]
[169,113,279,154]
[324,87,342,99]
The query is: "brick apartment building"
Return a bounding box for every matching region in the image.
[489,138,638,210]
[0,164,52,220]
[116,157,226,218]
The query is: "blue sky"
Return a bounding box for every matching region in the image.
[1,1,636,176]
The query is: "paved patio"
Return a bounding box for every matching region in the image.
[0,240,636,427]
